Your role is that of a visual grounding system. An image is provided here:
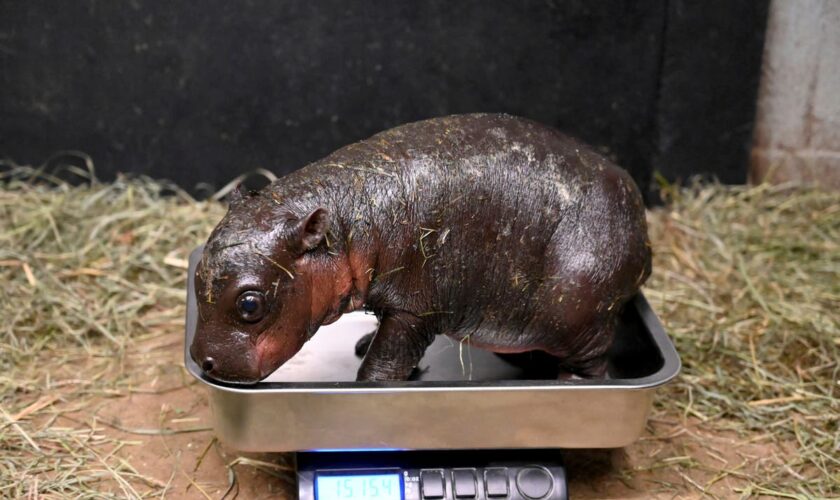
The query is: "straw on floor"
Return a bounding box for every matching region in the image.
[0,166,837,498]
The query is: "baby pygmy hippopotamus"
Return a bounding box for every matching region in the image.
[190,114,651,384]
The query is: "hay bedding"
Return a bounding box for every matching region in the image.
[0,165,837,498]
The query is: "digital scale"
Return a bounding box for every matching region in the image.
[297,449,567,500]
[184,247,680,499]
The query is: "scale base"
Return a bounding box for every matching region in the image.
[297,449,567,500]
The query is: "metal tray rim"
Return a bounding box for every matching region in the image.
[184,247,680,394]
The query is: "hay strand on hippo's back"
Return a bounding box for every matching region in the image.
[0,166,837,497]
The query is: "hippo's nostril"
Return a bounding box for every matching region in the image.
[202,357,215,373]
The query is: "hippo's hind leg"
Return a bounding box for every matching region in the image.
[554,316,616,379]
[536,269,620,380]
[357,312,435,381]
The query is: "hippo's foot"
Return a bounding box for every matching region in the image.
[354,331,376,358]
[557,371,584,381]
[407,365,430,381]
[557,354,609,380]
[356,312,435,381]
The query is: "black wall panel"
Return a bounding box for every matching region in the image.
[0,1,767,200]
[654,0,769,185]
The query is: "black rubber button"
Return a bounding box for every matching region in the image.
[452,468,477,498]
[516,467,553,499]
[484,468,509,497]
[420,469,445,499]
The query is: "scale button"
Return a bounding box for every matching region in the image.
[516,467,553,499]
[483,468,509,497]
[420,469,445,499]
[452,468,477,498]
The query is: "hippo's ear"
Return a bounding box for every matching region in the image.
[227,184,246,208]
[290,208,329,254]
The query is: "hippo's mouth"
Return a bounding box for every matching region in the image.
[192,359,263,386]
[255,333,300,379]
[204,374,262,386]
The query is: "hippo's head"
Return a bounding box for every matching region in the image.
[189,188,337,384]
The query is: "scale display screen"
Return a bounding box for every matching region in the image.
[316,472,403,500]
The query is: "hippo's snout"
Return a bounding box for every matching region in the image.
[190,331,262,385]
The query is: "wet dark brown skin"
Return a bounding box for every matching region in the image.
[190,114,651,384]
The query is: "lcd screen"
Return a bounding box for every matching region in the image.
[316,473,403,500]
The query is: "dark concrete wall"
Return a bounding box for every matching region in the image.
[0,1,767,200]
[655,0,770,185]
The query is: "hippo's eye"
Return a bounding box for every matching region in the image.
[236,291,266,322]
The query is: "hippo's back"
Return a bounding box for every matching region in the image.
[321,113,600,182]
[305,115,649,329]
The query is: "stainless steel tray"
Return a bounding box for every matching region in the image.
[184,247,680,452]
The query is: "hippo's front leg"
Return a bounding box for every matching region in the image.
[357,312,434,381]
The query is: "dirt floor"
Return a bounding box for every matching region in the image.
[24,328,808,499]
[1,177,837,498]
